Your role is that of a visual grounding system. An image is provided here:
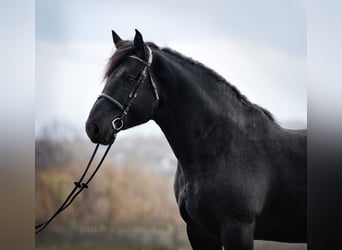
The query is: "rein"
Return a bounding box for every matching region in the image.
[35,46,158,235]
[35,142,113,235]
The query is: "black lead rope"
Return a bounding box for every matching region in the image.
[35,141,114,235]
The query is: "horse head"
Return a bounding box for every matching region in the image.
[86,29,159,145]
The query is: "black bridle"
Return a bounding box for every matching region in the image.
[35,45,159,235]
[98,45,159,134]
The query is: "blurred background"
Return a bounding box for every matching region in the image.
[35,0,307,249]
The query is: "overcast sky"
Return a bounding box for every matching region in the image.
[36,0,306,138]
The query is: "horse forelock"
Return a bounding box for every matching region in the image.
[103,41,159,80]
[104,40,134,79]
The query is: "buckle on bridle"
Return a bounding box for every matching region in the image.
[112,117,124,132]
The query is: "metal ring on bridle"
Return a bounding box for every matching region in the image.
[112,117,124,132]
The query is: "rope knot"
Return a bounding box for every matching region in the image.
[74,182,82,188]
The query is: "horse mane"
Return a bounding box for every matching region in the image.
[104,42,275,122]
[161,47,275,122]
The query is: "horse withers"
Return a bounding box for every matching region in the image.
[86,30,307,250]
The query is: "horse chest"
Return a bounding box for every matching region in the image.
[175,172,225,233]
[174,161,269,229]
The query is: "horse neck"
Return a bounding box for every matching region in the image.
[151,49,272,172]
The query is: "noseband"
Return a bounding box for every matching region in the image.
[98,46,159,134]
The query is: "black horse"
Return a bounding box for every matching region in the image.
[86,30,307,250]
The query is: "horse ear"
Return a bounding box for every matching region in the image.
[133,29,146,59]
[112,30,122,48]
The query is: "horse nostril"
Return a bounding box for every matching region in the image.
[86,122,101,140]
[93,123,100,134]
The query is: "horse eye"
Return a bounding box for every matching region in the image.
[126,75,135,82]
